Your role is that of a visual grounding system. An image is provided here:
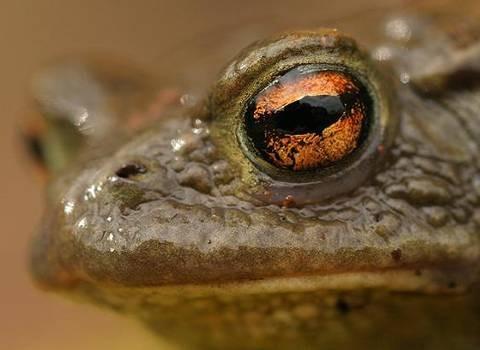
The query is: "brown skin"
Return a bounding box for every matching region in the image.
[29,9,480,350]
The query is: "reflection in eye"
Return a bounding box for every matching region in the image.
[245,67,370,171]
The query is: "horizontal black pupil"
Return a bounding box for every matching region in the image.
[273,95,345,134]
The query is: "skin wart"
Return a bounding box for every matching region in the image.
[28,9,480,350]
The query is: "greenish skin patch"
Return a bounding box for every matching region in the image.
[29,13,480,350]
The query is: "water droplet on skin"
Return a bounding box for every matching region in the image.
[400,72,411,84]
[108,176,119,183]
[106,216,112,222]
[193,118,203,127]
[385,18,412,42]
[63,200,75,215]
[84,185,96,200]
[191,119,209,137]
[109,248,115,252]
[77,217,87,229]
[171,138,186,152]
[282,195,296,208]
[107,233,114,241]
[84,182,104,200]
[74,107,89,127]
[373,46,394,61]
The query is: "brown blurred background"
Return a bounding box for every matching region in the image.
[1,0,467,348]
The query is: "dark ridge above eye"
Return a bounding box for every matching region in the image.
[274,95,345,134]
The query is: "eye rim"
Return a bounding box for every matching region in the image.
[237,63,376,182]
[209,30,398,204]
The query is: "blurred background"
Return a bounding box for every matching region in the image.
[0,0,470,349]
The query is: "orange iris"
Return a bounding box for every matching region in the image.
[246,68,368,171]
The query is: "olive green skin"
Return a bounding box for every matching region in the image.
[30,11,480,350]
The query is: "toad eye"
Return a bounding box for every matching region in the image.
[210,30,397,203]
[245,67,370,171]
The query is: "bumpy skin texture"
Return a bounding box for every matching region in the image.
[31,11,480,350]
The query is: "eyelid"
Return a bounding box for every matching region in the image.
[212,31,355,97]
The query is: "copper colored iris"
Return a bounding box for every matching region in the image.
[245,68,369,171]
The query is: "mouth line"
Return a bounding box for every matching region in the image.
[89,269,466,298]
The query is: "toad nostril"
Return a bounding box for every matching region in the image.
[115,163,147,179]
